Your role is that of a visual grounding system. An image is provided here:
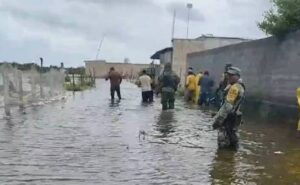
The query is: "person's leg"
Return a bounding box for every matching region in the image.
[217,127,229,148]
[149,90,154,102]
[116,85,121,100]
[205,92,211,106]
[191,90,196,103]
[110,87,115,100]
[161,92,168,110]
[168,92,175,109]
[199,92,206,106]
[229,128,238,148]
[142,91,147,103]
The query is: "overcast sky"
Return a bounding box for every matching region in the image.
[0,0,272,67]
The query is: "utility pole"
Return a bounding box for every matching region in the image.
[39,57,44,98]
[186,3,193,39]
[171,10,176,42]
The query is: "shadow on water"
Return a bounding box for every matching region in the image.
[210,149,236,185]
[155,111,176,138]
[109,99,121,108]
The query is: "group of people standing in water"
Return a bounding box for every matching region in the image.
[106,63,246,149]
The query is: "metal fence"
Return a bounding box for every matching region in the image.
[0,63,65,117]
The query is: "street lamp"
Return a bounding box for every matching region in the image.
[186,3,193,39]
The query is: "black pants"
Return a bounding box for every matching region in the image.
[142,91,153,103]
[111,86,121,100]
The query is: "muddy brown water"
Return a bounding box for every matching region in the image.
[0,80,299,184]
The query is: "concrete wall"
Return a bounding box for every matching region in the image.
[172,37,247,84]
[85,60,149,78]
[188,31,300,107]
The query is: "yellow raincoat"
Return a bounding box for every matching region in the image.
[186,74,196,91]
[194,73,203,104]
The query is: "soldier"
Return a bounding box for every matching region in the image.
[158,63,180,110]
[212,67,245,148]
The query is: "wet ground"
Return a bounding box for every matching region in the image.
[0,79,300,185]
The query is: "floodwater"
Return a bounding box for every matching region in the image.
[0,79,300,185]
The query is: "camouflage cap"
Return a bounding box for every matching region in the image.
[227,67,241,76]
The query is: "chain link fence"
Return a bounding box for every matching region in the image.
[0,63,65,117]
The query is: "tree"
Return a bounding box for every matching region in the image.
[259,0,300,37]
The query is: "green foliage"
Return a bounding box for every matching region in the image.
[66,67,85,74]
[259,0,300,37]
[64,74,95,91]
[65,75,71,82]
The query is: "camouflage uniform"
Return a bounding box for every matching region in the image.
[213,67,245,148]
[158,63,180,110]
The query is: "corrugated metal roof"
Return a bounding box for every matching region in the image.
[150,47,173,59]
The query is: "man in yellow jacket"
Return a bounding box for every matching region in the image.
[185,68,196,102]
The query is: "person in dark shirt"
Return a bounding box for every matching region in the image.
[106,67,122,100]
[199,71,214,106]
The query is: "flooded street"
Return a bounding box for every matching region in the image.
[0,79,300,185]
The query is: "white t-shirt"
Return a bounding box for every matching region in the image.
[139,75,152,92]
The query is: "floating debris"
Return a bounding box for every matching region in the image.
[274,151,284,155]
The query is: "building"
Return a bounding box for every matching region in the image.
[84,60,149,79]
[150,47,173,65]
[151,35,249,84]
[172,35,249,84]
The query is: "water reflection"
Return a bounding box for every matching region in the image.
[210,149,237,185]
[156,111,175,138]
[109,99,121,108]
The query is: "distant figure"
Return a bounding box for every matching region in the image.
[138,70,153,103]
[185,68,196,102]
[106,67,122,100]
[158,63,180,110]
[199,71,214,106]
[194,71,203,104]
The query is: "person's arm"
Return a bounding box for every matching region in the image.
[136,77,141,87]
[119,74,123,84]
[156,75,163,95]
[212,84,239,129]
[105,72,110,81]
